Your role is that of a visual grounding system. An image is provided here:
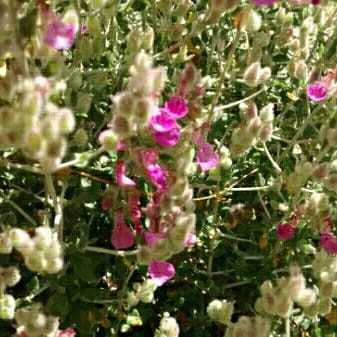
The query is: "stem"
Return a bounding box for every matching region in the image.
[208,30,242,122]
[44,173,63,240]
[214,86,266,114]
[224,280,251,289]
[0,192,37,227]
[86,246,139,256]
[262,142,282,174]
[285,317,291,337]
[1,161,44,175]
[56,147,105,170]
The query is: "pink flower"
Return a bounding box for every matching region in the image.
[307,82,328,101]
[185,233,197,247]
[129,193,143,235]
[116,160,136,188]
[148,260,175,286]
[144,232,167,246]
[153,127,180,147]
[44,20,77,50]
[111,212,135,249]
[164,96,188,119]
[56,327,76,337]
[81,24,88,35]
[320,232,337,254]
[191,129,219,171]
[150,108,178,133]
[252,0,276,4]
[276,223,296,240]
[148,166,168,191]
[197,143,220,171]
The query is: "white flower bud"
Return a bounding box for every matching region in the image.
[2,266,21,287]
[45,257,64,274]
[295,288,317,308]
[0,232,13,254]
[0,294,16,320]
[25,251,47,272]
[259,104,274,123]
[126,292,139,307]
[9,228,31,250]
[207,299,234,325]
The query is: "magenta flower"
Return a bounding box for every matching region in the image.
[116,160,136,188]
[319,232,337,254]
[276,223,296,240]
[111,212,135,249]
[44,20,77,50]
[56,327,76,337]
[185,233,197,247]
[164,96,188,119]
[149,260,175,286]
[150,108,177,133]
[307,82,328,101]
[197,143,220,171]
[252,0,276,4]
[81,24,88,35]
[144,232,167,246]
[153,127,180,147]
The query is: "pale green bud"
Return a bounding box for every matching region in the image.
[2,266,21,287]
[207,299,234,325]
[45,257,64,274]
[0,232,12,254]
[0,294,15,320]
[58,108,75,134]
[242,9,262,34]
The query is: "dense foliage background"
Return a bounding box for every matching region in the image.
[1,0,337,336]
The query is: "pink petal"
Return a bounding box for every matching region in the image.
[111,212,135,249]
[144,232,167,246]
[150,108,178,133]
[164,96,188,119]
[307,82,328,101]
[153,127,180,147]
[276,223,295,241]
[116,160,136,188]
[197,143,220,171]
[320,232,337,254]
[149,260,175,286]
[56,327,76,337]
[185,233,197,247]
[44,20,77,50]
[148,165,168,191]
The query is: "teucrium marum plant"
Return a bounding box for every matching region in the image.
[1,0,337,336]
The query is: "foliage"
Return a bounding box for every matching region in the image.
[0,0,337,337]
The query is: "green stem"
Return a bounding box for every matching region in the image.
[208,30,242,123]
[285,317,291,337]
[262,142,282,174]
[86,246,139,256]
[0,191,37,227]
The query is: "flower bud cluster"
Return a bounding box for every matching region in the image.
[100,52,166,150]
[285,161,313,193]
[126,279,158,307]
[207,299,234,325]
[0,265,20,320]
[154,312,179,337]
[0,227,63,274]
[224,316,271,337]
[0,77,75,171]
[205,0,239,24]
[230,101,274,156]
[242,62,271,88]
[303,193,331,232]
[308,250,337,316]
[255,266,317,318]
[15,303,59,337]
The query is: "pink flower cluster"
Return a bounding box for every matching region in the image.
[150,96,188,147]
